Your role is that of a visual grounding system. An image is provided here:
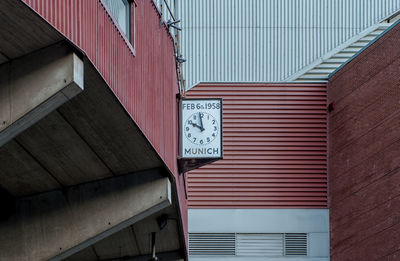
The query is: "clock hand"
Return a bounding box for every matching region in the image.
[189,121,203,130]
[198,112,205,132]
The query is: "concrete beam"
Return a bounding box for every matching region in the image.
[103,251,183,261]
[0,169,172,261]
[0,42,83,147]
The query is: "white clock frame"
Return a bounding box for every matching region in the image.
[179,98,223,159]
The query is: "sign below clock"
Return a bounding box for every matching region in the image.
[180,98,223,160]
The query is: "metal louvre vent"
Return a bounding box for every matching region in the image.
[189,233,235,256]
[236,233,283,256]
[188,233,308,256]
[284,233,308,256]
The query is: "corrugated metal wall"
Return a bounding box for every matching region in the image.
[186,83,327,208]
[179,0,400,89]
[21,0,187,236]
[22,0,179,176]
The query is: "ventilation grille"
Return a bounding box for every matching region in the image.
[189,233,235,256]
[236,233,283,256]
[189,233,307,256]
[285,233,308,256]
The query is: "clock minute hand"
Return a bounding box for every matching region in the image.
[198,112,205,132]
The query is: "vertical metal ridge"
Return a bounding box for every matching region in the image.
[186,83,328,208]
[180,0,400,89]
[22,0,180,178]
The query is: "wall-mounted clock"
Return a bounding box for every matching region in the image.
[180,98,223,159]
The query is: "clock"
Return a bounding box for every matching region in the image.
[180,99,222,159]
[184,112,218,145]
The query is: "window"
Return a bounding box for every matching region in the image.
[103,0,136,47]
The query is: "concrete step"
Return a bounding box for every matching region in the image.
[324,58,348,64]
[314,63,340,69]
[298,73,330,80]
[308,68,335,74]
[360,35,377,41]
[349,42,369,48]
[332,52,356,58]
[340,47,363,53]
[369,30,385,36]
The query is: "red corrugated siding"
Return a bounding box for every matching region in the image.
[21,0,187,241]
[186,83,328,208]
[22,0,179,176]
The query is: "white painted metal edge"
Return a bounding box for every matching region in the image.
[284,24,384,81]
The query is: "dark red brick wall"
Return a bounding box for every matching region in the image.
[328,22,400,261]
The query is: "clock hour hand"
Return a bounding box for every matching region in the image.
[198,112,205,132]
[189,121,203,131]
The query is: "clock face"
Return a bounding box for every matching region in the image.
[184,112,219,145]
[180,99,222,159]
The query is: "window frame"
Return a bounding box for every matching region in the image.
[101,0,137,56]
